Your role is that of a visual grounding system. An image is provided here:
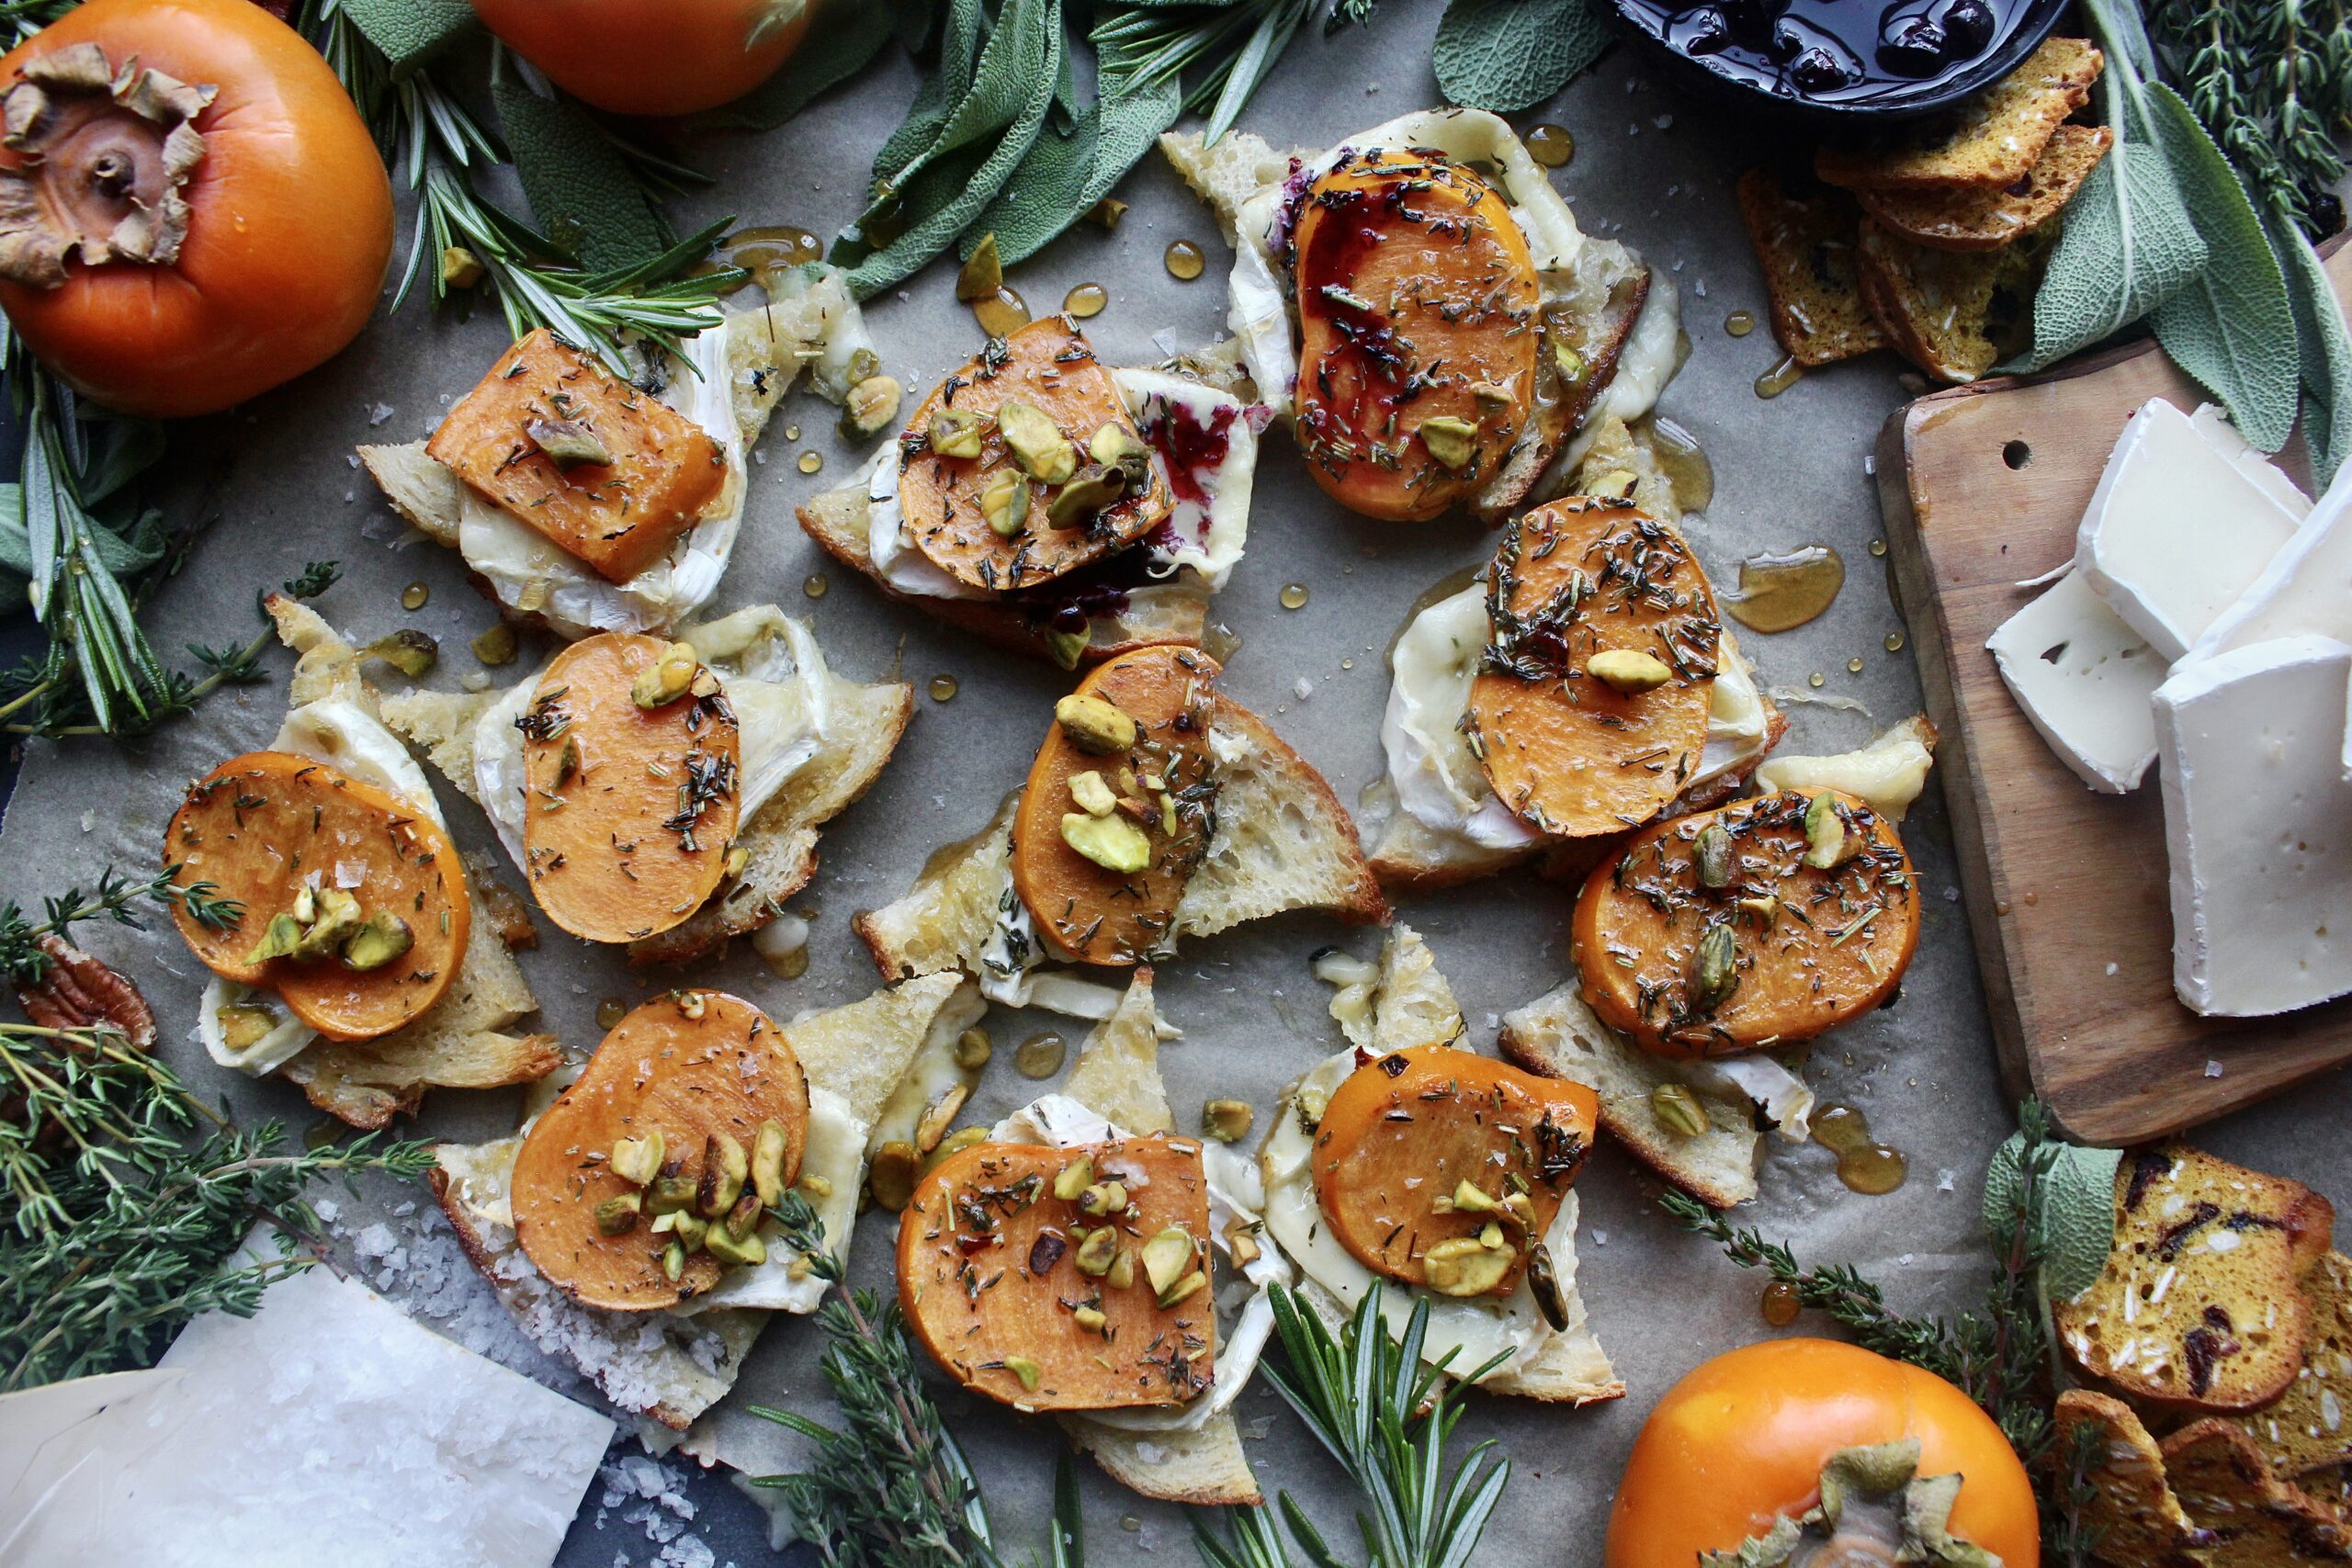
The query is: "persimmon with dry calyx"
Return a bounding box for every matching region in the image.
[426,330,729,585]
[1012,646,1219,966]
[1466,499,1721,838]
[511,990,808,1312]
[1573,789,1918,1059]
[1290,148,1541,522]
[898,1135,1216,1413]
[898,317,1170,592]
[0,0,392,419]
[1312,1046,1598,1301]
[163,752,469,1041]
[468,0,817,118]
[519,633,741,945]
[1606,1339,2039,1568]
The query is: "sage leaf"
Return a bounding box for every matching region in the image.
[1983,1128,2120,1303]
[694,3,898,132]
[2014,141,2204,373]
[977,74,1182,265]
[333,0,474,80]
[2270,211,2352,489]
[2143,85,2300,453]
[1434,0,1613,114]
[492,79,673,274]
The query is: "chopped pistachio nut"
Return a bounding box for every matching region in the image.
[243,913,304,966]
[868,1141,920,1211]
[1046,463,1126,529]
[300,889,366,959]
[673,989,707,1021]
[841,375,904,441]
[1044,626,1090,671]
[725,1190,763,1240]
[1528,1240,1571,1332]
[924,1126,989,1169]
[954,1026,992,1069]
[1555,343,1587,384]
[440,244,485,289]
[631,641,700,708]
[526,417,611,469]
[653,1210,708,1250]
[1076,1180,1127,1218]
[1446,1179,1502,1216]
[1738,894,1781,929]
[1140,1227,1194,1296]
[1201,1099,1254,1143]
[1087,423,1151,490]
[216,1001,276,1053]
[1068,770,1118,818]
[1073,1304,1109,1333]
[1588,468,1639,500]
[698,1133,750,1218]
[1053,1156,1095,1201]
[1225,1220,1261,1269]
[339,912,413,973]
[796,1174,832,1201]
[979,468,1032,538]
[595,1193,642,1235]
[1054,693,1137,754]
[1695,823,1734,889]
[996,400,1078,484]
[956,231,1003,302]
[1073,1224,1119,1276]
[662,1237,687,1282]
[1157,1269,1209,1308]
[1650,1082,1709,1137]
[913,1083,968,1155]
[723,844,751,882]
[1060,811,1151,874]
[704,1224,767,1267]
[1087,196,1127,230]
[929,408,987,459]
[1587,649,1674,694]
[1471,381,1513,409]
[364,629,438,679]
[1004,1354,1043,1392]
[1422,1235,1513,1296]
[1690,924,1739,1011]
[648,1173,697,1215]
[1159,792,1180,837]
[1417,415,1478,471]
[750,1119,788,1207]
[1803,793,1859,869]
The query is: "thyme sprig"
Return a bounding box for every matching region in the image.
[0,864,240,987]
[2148,0,2352,240]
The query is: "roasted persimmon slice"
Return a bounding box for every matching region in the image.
[164,750,469,1041]
[898,316,1170,592]
[426,328,728,584]
[899,1135,1216,1413]
[1291,147,1542,522]
[510,990,808,1312]
[1312,1046,1598,1298]
[1572,789,1920,1059]
[518,632,741,945]
[1012,646,1219,965]
[1466,499,1720,838]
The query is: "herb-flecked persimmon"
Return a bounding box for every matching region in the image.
[1607,1338,2039,1567]
[467,0,818,118]
[0,0,392,419]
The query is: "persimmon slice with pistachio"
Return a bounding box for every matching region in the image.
[1312,1046,1598,1299]
[1012,646,1219,966]
[164,750,469,1041]
[899,317,1170,592]
[510,990,808,1312]
[1466,499,1720,838]
[518,632,741,945]
[426,328,728,585]
[1572,789,1919,1059]
[899,1135,1216,1413]
[1291,148,1542,522]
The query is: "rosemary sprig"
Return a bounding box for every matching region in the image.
[1093,0,1368,145]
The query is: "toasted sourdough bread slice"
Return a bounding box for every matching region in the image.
[2056,1390,2215,1568]
[1815,36,2106,192]
[430,971,972,1428]
[378,608,910,968]
[795,474,1211,668]
[1053,970,1262,1506]
[258,594,555,1128]
[1857,214,2048,384]
[1302,925,1622,1405]
[1857,124,2114,252]
[855,698,1385,982]
[2163,1420,2352,1562]
[2057,1146,2335,1412]
[1735,168,1890,367]
[2231,1251,2352,1481]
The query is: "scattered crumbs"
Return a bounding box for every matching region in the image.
[2205,1060,2224,1078]
[1936,1169,1957,1193]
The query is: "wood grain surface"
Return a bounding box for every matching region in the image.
[1876,243,2352,1146]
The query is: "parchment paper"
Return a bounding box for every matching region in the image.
[7,12,2346,1564]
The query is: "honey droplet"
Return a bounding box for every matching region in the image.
[1643,414,1714,514]
[1868,537,1887,558]
[716,224,824,288]
[1525,123,1575,168]
[1884,631,1906,652]
[1063,281,1108,319]
[797,451,823,475]
[400,581,430,611]
[1015,1032,1068,1079]
[767,943,809,981]
[1340,658,1355,671]
[1759,1280,1802,1327]
[785,423,801,442]
[1809,671,1826,688]
[1814,1102,1908,1196]
[1754,354,1805,400]
[304,1118,344,1151]
[596,998,627,1029]
[928,673,959,703]
[973,285,1030,339]
[1725,310,1757,338]
[803,573,829,599]
[1847,656,1865,674]
[1119,1514,1144,1534]
[1724,545,1845,634]
[1280,582,1310,611]
[1164,239,1206,281]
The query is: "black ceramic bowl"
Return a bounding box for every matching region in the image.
[1603,0,2071,123]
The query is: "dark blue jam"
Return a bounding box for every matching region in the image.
[1623,0,2025,107]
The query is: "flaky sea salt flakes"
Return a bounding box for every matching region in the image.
[368,401,396,426]
[2206,1060,2224,1078]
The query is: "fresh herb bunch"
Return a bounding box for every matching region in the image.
[0,865,241,987]
[2147,0,2352,242]
[1663,1100,2122,1563]
[1193,1287,1510,1568]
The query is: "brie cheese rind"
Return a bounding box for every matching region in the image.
[1987,569,2165,795]
[365,274,873,639]
[430,973,978,1427]
[861,363,1266,604]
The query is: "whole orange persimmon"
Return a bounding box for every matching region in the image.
[1607,1339,2040,1567]
[468,0,818,118]
[0,0,392,420]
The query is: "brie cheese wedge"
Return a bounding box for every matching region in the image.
[1986,569,2165,794]
[2190,463,2352,664]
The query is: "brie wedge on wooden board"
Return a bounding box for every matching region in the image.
[1986,569,2165,794]
[2190,468,2352,665]
[2153,637,2352,1018]
[2075,400,2310,661]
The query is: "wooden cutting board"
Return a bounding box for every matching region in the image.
[1876,242,2352,1146]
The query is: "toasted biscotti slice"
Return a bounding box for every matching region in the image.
[2231,1251,2352,1481]
[2058,1146,2336,1413]
[1736,168,1890,367]
[430,972,974,1428]
[1858,213,2048,384]
[2163,1420,2352,1563]
[253,595,555,1129]
[1858,124,2114,253]
[2057,1390,2216,1568]
[377,605,910,969]
[1815,36,2106,193]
